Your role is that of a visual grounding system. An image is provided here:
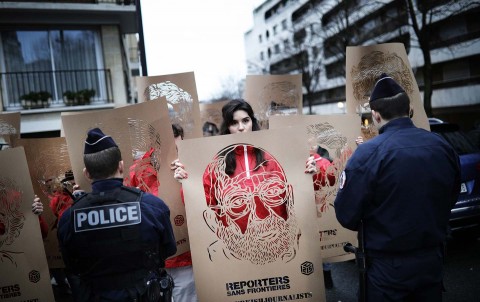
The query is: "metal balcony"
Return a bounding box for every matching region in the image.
[1,69,113,111]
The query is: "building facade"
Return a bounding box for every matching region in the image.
[244,0,480,128]
[0,0,139,135]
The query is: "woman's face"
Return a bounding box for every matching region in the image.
[228,110,253,134]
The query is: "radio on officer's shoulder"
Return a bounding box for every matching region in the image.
[145,268,174,302]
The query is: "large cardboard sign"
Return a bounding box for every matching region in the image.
[0,147,55,301]
[13,137,72,268]
[61,101,189,257]
[346,43,429,131]
[244,74,303,129]
[199,100,229,136]
[270,115,360,262]
[0,112,20,150]
[178,127,325,302]
[136,72,203,139]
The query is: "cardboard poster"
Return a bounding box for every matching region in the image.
[0,112,20,150]
[12,137,72,268]
[346,43,429,131]
[178,127,325,302]
[136,71,203,139]
[62,101,189,257]
[0,147,55,301]
[244,74,303,129]
[270,115,359,262]
[199,100,229,136]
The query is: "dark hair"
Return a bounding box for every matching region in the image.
[84,147,122,180]
[369,92,410,120]
[220,99,261,135]
[219,99,264,175]
[172,123,184,139]
[316,146,333,163]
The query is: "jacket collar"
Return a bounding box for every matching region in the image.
[379,117,414,134]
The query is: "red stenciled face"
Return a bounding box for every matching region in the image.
[204,144,298,265]
[0,179,25,249]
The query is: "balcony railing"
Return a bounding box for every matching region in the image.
[1,69,113,111]
[1,0,134,4]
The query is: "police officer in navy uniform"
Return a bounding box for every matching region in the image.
[334,74,460,301]
[58,128,177,302]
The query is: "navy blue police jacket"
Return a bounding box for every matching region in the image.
[334,118,460,254]
[57,178,177,300]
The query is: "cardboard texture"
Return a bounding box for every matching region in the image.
[0,147,55,301]
[178,127,325,302]
[199,100,229,136]
[0,112,20,150]
[244,74,303,129]
[12,137,72,268]
[61,101,189,256]
[135,72,203,139]
[270,115,359,262]
[346,43,429,131]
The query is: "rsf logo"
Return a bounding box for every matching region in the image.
[300,261,314,275]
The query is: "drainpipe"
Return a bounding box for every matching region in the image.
[136,0,148,76]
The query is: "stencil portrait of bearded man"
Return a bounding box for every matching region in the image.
[0,177,25,266]
[202,144,299,265]
[307,123,352,218]
[244,74,303,130]
[256,81,300,129]
[346,43,430,130]
[126,118,162,194]
[145,81,195,136]
[0,118,18,150]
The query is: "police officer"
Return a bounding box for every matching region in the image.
[334,74,461,301]
[58,128,177,302]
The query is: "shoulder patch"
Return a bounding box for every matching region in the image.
[339,171,346,189]
[74,202,141,232]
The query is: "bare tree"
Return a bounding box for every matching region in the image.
[211,74,245,101]
[405,0,479,117]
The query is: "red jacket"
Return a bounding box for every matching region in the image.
[203,145,290,235]
[127,148,160,196]
[49,191,73,221]
[312,153,336,191]
[38,215,49,239]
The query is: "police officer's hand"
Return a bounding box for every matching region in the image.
[32,195,44,215]
[355,136,364,145]
[305,156,318,174]
[171,159,188,181]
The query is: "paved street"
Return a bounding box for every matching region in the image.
[326,227,480,302]
[53,227,480,302]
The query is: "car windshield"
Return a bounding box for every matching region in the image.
[430,124,480,155]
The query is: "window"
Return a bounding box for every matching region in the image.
[258,34,263,43]
[282,19,288,30]
[274,44,280,54]
[273,25,278,35]
[284,39,290,50]
[1,29,106,109]
[260,51,264,61]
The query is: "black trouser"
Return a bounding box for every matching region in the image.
[365,247,444,302]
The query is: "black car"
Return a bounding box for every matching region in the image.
[429,120,480,231]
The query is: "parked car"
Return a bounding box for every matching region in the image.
[429,120,480,231]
